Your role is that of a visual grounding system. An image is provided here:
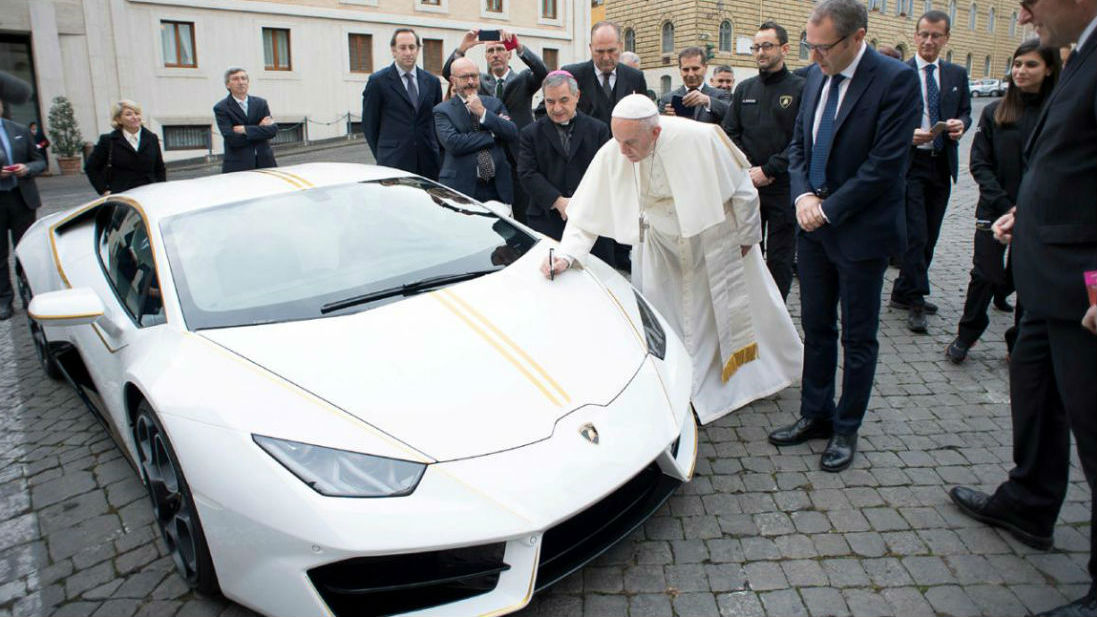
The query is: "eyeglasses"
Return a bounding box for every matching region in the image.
[802,35,848,55]
[915,31,948,40]
[749,42,780,53]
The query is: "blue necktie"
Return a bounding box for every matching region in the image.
[809,73,845,193]
[405,73,419,111]
[925,64,943,150]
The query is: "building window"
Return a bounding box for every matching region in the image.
[969,3,976,30]
[896,43,907,59]
[924,0,933,14]
[624,28,636,52]
[719,21,733,52]
[946,49,953,62]
[949,0,957,23]
[1010,11,1017,35]
[661,22,674,54]
[485,0,503,12]
[161,21,197,68]
[541,0,557,19]
[869,0,881,10]
[543,47,558,70]
[988,7,995,31]
[272,122,304,145]
[420,0,440,4]
[984,55,991,76]
[965,52,972,73]
[660,75,671,96]
[799,31,809,60]
[422,38,443,74]
[263,28,292,71]
[880,0,888,14]
[162,125,209,151]
[348,33,373,73]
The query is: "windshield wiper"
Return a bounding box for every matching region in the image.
[320,269,499,314]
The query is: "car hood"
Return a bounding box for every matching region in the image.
[199,260,649,461]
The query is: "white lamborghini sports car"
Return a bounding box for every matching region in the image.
[14,163,698,616]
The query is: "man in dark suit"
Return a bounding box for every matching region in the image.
[0,100,46,320]
[948,1,1097,613]
[723,21,806,301]
[517,70,616,267]
[562,20,648,270]
[767,0,921,472]
[442,29,548,222]
[434,57,519,203]
[657,47,730,124]
[710,64,736,98]
[889,10,972,332]
[362,28,443,180]
[213,68,278,173]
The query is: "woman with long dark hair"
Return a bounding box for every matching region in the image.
[946,40,1061,364]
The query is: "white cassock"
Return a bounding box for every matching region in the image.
[559,116,803,424]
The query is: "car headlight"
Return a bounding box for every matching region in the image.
[253,435,426,498]
[633,291,666,360]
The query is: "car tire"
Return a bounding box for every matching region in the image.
[133,399,220,595]
[15,267,62,380]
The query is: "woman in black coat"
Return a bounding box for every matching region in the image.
[946,40,1060,364]
[85,99,166,195]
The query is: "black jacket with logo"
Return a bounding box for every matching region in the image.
[722,66,805,191]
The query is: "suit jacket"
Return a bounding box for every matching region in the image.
[442,46,548,130]
[517,112,611,216]
[561,60,648,126]
[907,57,971,180]
[213,94,278,173]
[84,128,166,195]
[656,84,730,124]
[362,63,443,179]
[788,47,922,261]
[0,118,45,209]
[433,95,519,202]
[1012,34,1097,321]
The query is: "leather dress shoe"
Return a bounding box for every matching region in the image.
[948,486,1053,550]
[907,307,928,333]
[0,304,12,321]
[820,433,857,472]
[993,296,1015,312]
[768,417,833,446]
[1036,589,1097,617]
[946,338,970,364]
[889,298,938,314]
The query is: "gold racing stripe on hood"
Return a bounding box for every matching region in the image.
[433,290,567,407]
[251,168,314,189]
[439,288,571,404]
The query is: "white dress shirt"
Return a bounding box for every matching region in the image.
[914,54,942,150]
[123,128,141,151]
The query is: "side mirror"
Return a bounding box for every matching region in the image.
[28,288,106,327]
[482,200,514,219]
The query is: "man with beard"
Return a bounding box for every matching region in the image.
[722,21,805,301]
[658,47,730,124]
[433,57,518,203]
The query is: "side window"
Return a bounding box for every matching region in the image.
[97,205,166,327]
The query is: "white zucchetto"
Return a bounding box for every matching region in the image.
[612,94,659,119]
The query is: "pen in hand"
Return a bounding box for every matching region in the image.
[549,248,555,281]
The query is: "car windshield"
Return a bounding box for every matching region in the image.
[161,177,537,330]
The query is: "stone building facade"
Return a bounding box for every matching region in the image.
[604,0,1033,96]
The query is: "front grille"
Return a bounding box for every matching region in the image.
[535,461,681,590]
[308,543,508,617]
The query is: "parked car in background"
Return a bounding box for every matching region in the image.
[969,78,1005,97]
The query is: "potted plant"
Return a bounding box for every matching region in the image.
[47,96,84,175]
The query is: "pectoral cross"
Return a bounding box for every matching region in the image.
[639,216,649,244]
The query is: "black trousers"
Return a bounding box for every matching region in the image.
[993,315,1097,582]
[797,233,888,435]
[892,150,951,305]
[759,186,796,301]
[526,209,616,268]
[0,190,36,307]
[957,229,1014,346]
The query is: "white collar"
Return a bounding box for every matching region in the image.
[399,64,417,79]
[493,68,512,82]
[233,95,248,105]
[1077,14,1097,50]
[837,41,868,81]
[915,54,941,71]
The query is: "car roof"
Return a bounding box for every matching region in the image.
[119,163,416,224]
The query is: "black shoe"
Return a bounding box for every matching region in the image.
[0,304,12,321]
[907,307,928,333]
[948,486,1054,550]
[768,417,834,446]
[820,433,857,472]
[946,338,970,364]
[889,298,938,314]
[993,296,1014,312]
[1036,589,1097,617]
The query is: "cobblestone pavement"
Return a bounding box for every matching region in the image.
[1,99,1090,616]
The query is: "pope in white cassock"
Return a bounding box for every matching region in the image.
[540,94,803,424]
